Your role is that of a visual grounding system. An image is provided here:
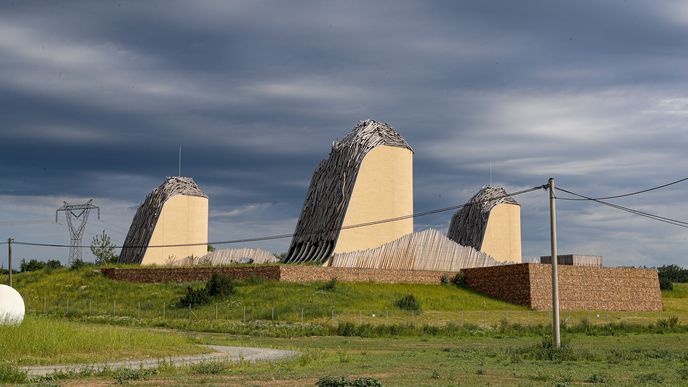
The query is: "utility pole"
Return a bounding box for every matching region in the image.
[548,178,561,348]
[7,238,13,287]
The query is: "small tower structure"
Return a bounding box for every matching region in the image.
[119,176,208,265]
[285,119,414,264]
[447,186,522,263]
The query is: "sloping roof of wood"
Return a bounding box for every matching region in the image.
[284,119,412,264]
[330,228,499,271]
[446,186,518,250]
[118,176,207,264]
[200,248,277,265]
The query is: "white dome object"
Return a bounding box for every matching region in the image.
[0,285,25,325]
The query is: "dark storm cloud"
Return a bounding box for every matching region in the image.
[1,0,687,265]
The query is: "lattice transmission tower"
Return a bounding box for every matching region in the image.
[56,199,100,265]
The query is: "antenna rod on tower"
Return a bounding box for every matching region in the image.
[178,146,182,177]
[489,161,493,186]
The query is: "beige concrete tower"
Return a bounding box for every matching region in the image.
[334,144,413,254]
[119,177,208,265]
[447,186,522,263]
[286,119,413,264]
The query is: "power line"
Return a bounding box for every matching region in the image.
[11,185,547,249]
[555,176,688,201]
[555,186,688,229]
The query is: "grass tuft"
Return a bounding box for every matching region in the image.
[0,361,28,384]
[112,367,158,384]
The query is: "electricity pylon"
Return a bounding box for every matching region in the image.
[56,199,100,265]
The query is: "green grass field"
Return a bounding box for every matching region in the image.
[175,332,688,386]
[37,332,688,386]
[5,268,686,331]
[0,315,206,365]
[2,268,687,385]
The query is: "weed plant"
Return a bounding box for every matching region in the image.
[317,375,382,386]
[112,367,159,384]
[0,361,28,384]
[189,360,226,375]
[320,278,338,291]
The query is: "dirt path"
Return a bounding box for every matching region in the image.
[23,345,297,377]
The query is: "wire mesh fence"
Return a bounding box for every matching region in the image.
[22,294,673,329]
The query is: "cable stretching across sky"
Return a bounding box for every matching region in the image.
[555,176,688,201]
[555,186,688,229]
[10,185,547,249]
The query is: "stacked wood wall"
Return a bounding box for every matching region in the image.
[329,229,498,271]
[199,248,277,265]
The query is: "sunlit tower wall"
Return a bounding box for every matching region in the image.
[447,186,522,263]
[284,119,414,264]
[119,176,208,265]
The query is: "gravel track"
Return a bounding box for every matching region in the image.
[24,345,297,377]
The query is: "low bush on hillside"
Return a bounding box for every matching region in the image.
[660,278,674,291]
[454,272,467,287]
[179,273,235,307]
[207,272,235,297]
[20,259,62,272]
[319,278,337,291]
[440,274,450,285]
[395,294,421,312]
[658,264,688,283]
[70,258,91,270]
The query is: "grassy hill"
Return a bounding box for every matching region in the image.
[2,267,686,332]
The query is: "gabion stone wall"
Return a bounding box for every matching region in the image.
[462,263,663,311]
[100,266,453,285]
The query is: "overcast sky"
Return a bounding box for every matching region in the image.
[1,1,687,268]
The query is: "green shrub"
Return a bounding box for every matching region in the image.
[316,376,382,386]
[179,273,235,306]
[658,264,688,283]
[0,361,28,384]
[320,278,337,291]
[508,337,576,363]
[20,259,45,272]
[207,273,235,297]
[586,373,608,383]
[112,367,158,384]
[660,278,674,291]
[179,286,210,306]
[395,294,421,312]
[668,316,679,327]
[45,260,63,270]
[454,272,466,287]
[440,274,450,285]
[70,258,89,270]
[190,360,226,374]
